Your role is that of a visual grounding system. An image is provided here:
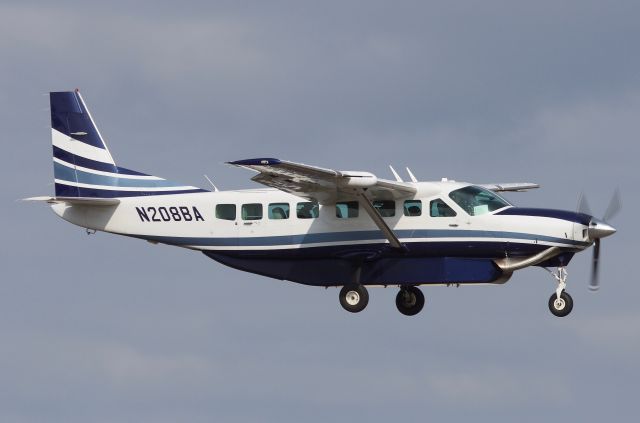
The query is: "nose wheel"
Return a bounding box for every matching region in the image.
[395,286,425,316]
[548,291,573,317]
[546,267,573,317]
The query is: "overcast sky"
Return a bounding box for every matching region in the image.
[2,1,639,422]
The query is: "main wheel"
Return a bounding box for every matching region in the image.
[339,285,369,313]
[396,286,425,316]
[548,291,573,317]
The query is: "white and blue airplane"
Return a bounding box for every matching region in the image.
[28,90,620,317]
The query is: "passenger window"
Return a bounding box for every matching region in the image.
[268,203,290,219]
[297,201,319,219]
[430,198,457,217]
[373,200,395,217]
[336,201,359,219]
[403,200,422,216]
[241,203,263,220]
[215,204,236,220]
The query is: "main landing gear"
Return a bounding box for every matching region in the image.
[339,285,369,313]
[396,286,425,316]
[547,267,574,317]
[338,284,426,316]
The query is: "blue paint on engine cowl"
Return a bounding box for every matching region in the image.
[497,207,591,225]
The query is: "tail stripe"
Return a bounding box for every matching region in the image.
[53,162,188,188]
[54,182,207,198]
[54,179,202,192]
[53,156,160,180]
[52,128,115,165]
[52,146,147,176]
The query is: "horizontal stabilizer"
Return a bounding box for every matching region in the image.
[23,196,120,206]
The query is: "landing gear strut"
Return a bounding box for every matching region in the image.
[395,286,425,316]
[339,285,369,313]
[546,267,574,317]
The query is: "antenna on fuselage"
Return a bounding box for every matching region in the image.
[406,167,418,183]
[204,174,219,192]
[389,165,403,182]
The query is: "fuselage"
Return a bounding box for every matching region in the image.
[51,181,592,287]
[38,90,618,316]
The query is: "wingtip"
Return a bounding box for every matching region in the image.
[228,158,282,166]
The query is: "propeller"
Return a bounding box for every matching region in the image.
[603,188,622,222]
[577,189,621,292]
[577,192,592,216]
[591,239,601,291]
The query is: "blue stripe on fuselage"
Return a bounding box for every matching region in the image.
[132,229,589,248]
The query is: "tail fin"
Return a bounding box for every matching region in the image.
[51,90,206,198]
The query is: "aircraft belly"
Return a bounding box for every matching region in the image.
[204,252,504,286]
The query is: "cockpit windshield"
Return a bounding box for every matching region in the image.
[448,186,512,216]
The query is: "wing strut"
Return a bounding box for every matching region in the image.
[356,190,405,250]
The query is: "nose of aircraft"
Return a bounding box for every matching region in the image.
[588,218,617,239]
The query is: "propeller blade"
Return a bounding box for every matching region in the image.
[589,239,601,292]
[603,188,622,222]
[577,192,593,216]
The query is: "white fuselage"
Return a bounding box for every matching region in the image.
[51,181,590,256]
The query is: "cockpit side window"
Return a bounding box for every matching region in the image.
[448,186,511,216]
[430,198,456,217]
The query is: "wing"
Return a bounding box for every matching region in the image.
[227,158,416,204]
[228,158,417,250]
[479,183,540,192]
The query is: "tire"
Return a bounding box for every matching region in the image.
[396,286,425,316]
[548,291,573,317]
[339,285,369,313]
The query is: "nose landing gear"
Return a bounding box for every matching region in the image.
[549,291,573,317]
[546,267,574,317]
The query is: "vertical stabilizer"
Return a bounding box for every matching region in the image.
[50,90,206,198]
[51,90,117,196]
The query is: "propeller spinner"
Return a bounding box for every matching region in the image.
[579,189,621,291]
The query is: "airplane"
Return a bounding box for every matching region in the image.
[27,90,620,317]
